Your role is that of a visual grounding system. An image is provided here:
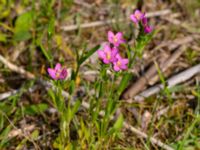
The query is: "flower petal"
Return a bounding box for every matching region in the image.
[144,25,153,34]
[59,69,68,79]
[97,50,105,59]
[103,58,110,64]
[116,32,122,39]
[104,44,111,53]
[134,9,141,15]
[108,31,114,43]
[121,64,128,70]
[121,58,129,65]
[113,42,120,47]
[135,10,144,19]
[112,47,118,55]
[55,63,61,70]
[113,65,120,72]
[116,53,122,60]
[142,17,148,25]
[116,32,125,44]
[47,68,57,80]
[130,14,138,23]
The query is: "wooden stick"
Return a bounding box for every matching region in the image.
[123,121,174,150]
[0,90,18,101]
[0,55,35,79]
[61,9,171,31]
[148,46,186,85]
[0,86,37,101]
[163,17,200,34]
[134,64,200,102]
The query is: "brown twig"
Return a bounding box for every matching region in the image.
[0,54,35,79]
[148,46,186,85]
[134,63,200,102]
[163,17,200,34]
[0,109,40,150]
[0,86,37,101]
[153,35,199,52]
[123,121,174,150]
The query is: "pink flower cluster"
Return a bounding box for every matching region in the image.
[48,63,67,80]
[97,31,129,72]
[130,9,153,34]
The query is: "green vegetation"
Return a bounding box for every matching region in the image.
[0,0,200,149]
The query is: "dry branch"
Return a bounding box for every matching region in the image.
[152,35,200,52]
[0,55,35,79]
[61,9,171,31]
[134,63,200,102]
[0,90,18,101]
[0,86,37,101]
[8,125,36,138]
[163,17,200,34]
[148,46,186,85]
[123,122,174,150]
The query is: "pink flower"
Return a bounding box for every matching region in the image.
[97,44,118,64]
[142,17,148,26]
[142,17,153,34]
[130,9,145,24]
[144,25,153,34]
[113,54,129,71]
[47,63,67,80]
[108,31,125,47]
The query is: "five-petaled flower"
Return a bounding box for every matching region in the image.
[108,31,125,47]
[97,44,118,64]
[113,54,129,72]
[47,63,67,80]
[130,9,145,24]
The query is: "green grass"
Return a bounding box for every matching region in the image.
[0,0,200,149]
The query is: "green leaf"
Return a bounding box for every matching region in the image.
[14,11,34,41]
[134,30,155,57]
[0,103,12,114]
[15,11,34,31]
[31,130,39,140]
[78,45,100,65]
[23,103,48,115]
[95,82,103,98]
[48,18,55,39]
[0,0,11,19]
[69,80,75,94]
[0,33,7,42]
[113,114,124,130]
[38,43,52,62]
[0,125,12,148]
[70,100,81,119]
[117,73,132,96]
[108,114,124,135]
[48,88,55,102]
[14,30,31,41]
